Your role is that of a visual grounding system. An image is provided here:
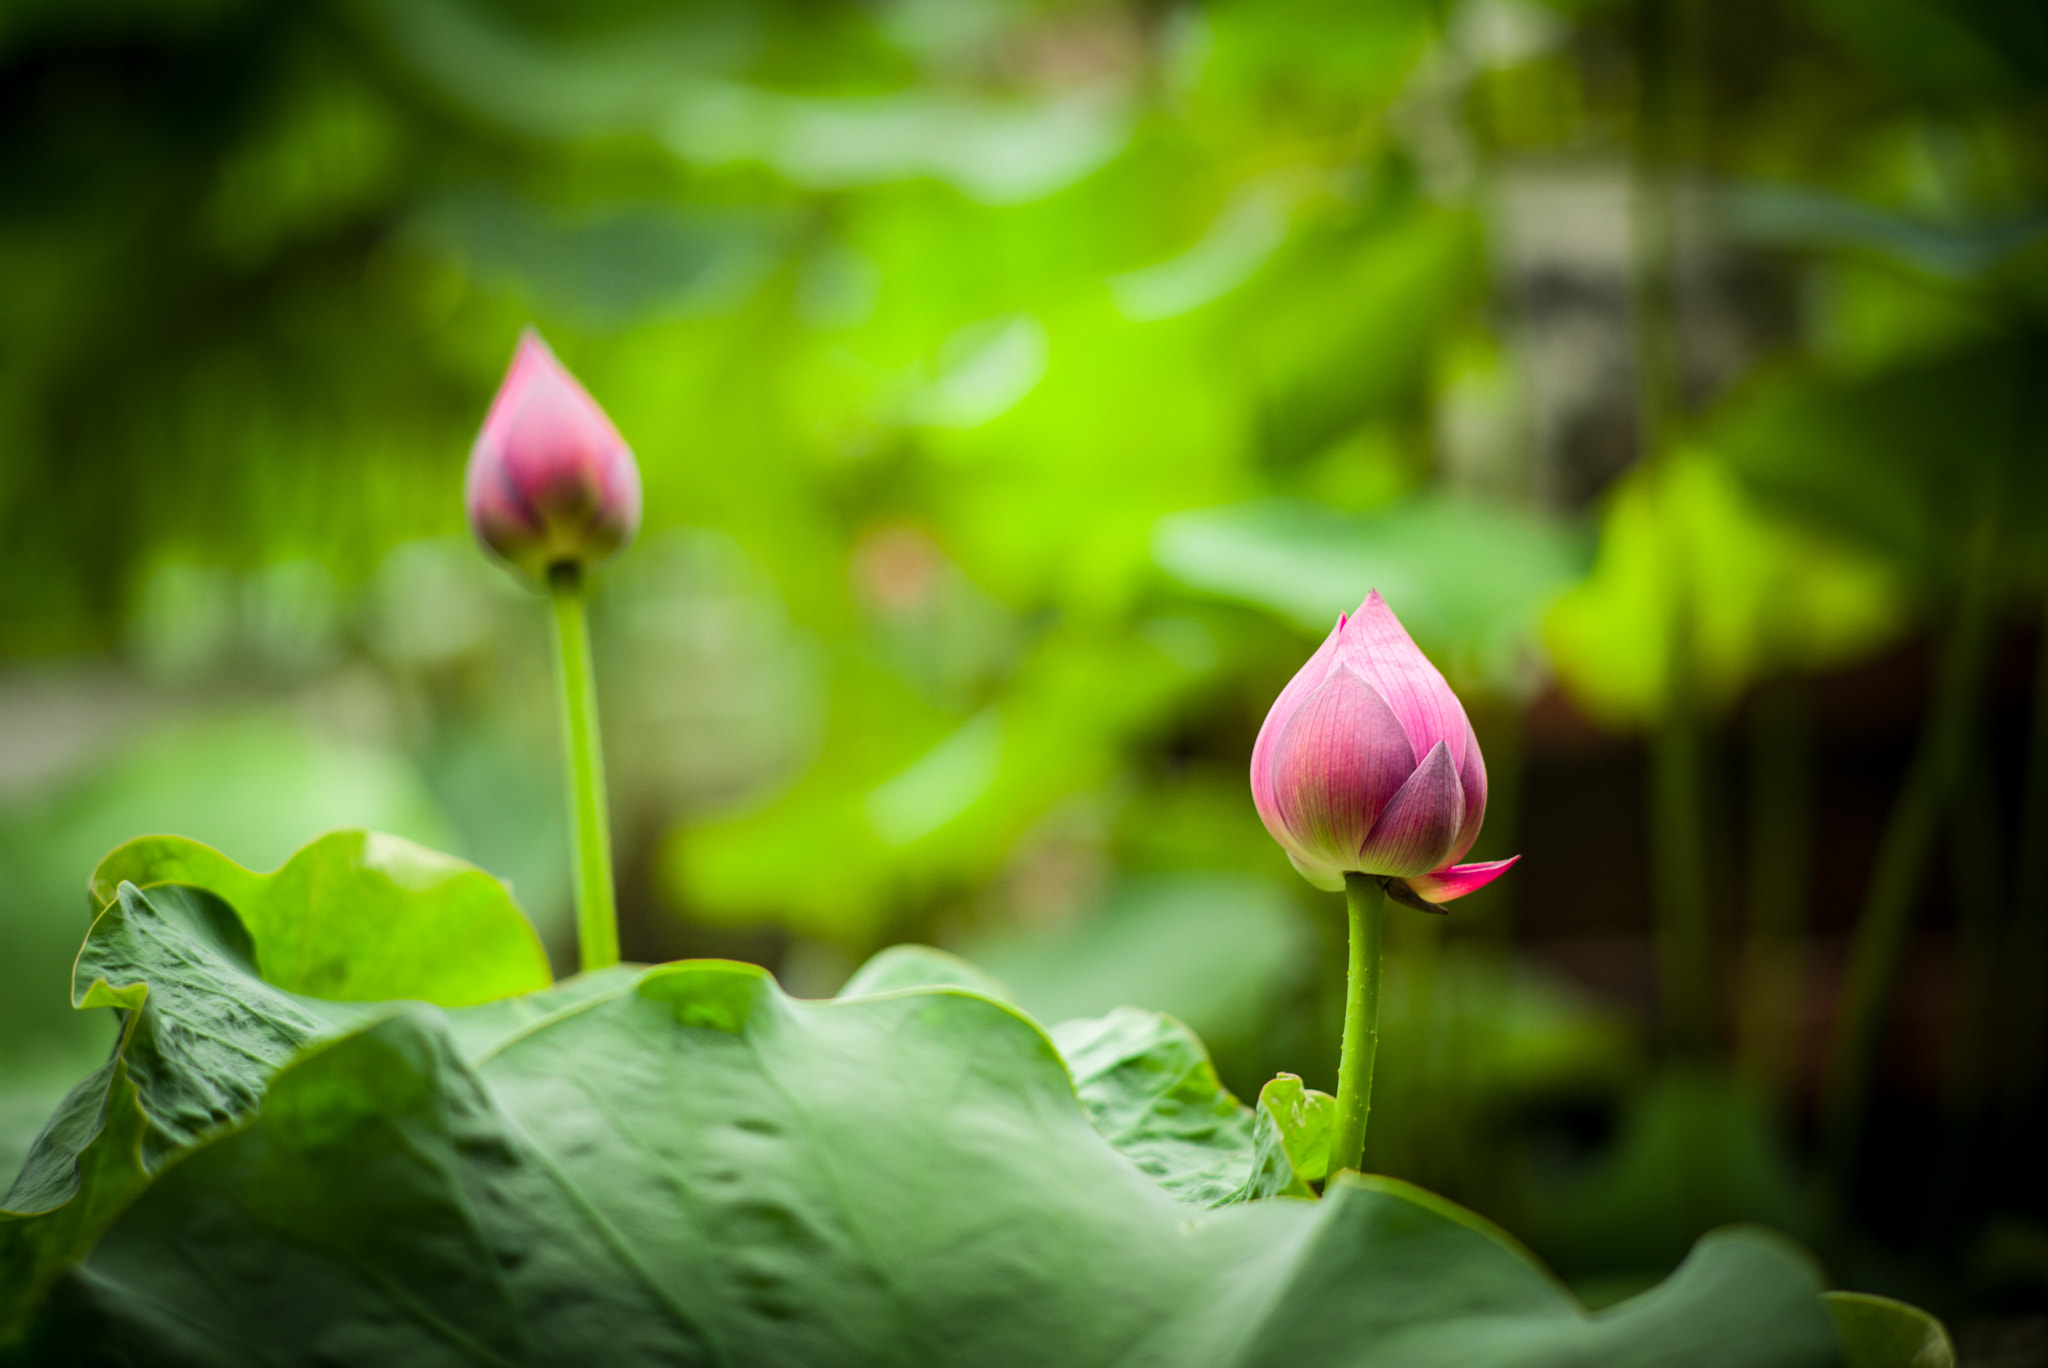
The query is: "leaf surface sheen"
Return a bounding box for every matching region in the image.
[1052,1007,1271,1206]
[20,959,1844,1368]
[6,917,1865,1367]
[840,944,1303,1204]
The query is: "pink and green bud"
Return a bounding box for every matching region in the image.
[465,329,641,582]
[1250,591,1518,910]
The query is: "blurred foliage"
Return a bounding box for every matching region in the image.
[1546,453,1903,726]
[7,0,2043,947]
[3,0,2048,1327]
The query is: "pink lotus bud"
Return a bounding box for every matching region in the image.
[1250,591,1518,910]
[465,329,641,581]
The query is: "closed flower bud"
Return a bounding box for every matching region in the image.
[1251,591,1518,910]
[466,329,641,581]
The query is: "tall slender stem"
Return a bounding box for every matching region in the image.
[1931,739,2003,1234]
[1632,0,1717,1061]
[549,562,620,973]
[1998,341,2046,1187]
[1330,874,1387,1178]
[1738,678,1812,1099]
[1630,0,1684,459]
[1822,526,1997,1196]
[2003,597,2048,1168]
[1651,626,1717,1058]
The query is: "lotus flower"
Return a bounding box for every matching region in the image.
[466,329,641,581]
[1250,591,1518,910]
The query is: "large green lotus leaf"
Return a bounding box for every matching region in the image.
[838,945,1308,1205]
[0,715,468,1178]
[88,830,551,1007]
[0,881,615,1340]
[0,1063,146,1353]
[1825,1291,1956,1368]
[20,968,1844,1367]
[834,943,1017,1001]
[0,883,366,1336]
[1052,1006,1295,1206]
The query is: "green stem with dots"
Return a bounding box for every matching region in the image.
[1329,873,1387,1178]
[548,561,621,973]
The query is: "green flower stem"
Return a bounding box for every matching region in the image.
[1821,524,1996,1195]
[2004,597,2048,1138]
[1930,742,2003,1233]
[1737,678,1812,1100]
[548,562,620,974]
[1330,873,1386,1178]
[1629,0,1685,460]
[1651,621,1717,1058]
[1630,0,1718,1062]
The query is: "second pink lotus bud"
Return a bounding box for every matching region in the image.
[1250,591,1518,909]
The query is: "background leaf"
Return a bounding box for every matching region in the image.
[1153,497,1590,692]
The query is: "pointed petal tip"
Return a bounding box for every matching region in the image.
[510,325,549,363]
[1402,855,1520,905]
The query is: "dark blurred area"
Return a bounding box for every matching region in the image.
[2,0,2046,1357]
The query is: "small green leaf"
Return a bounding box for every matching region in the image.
[1825,1291,1957,1368]
[1253,1072,1336,1186]
[88,830,551,1006]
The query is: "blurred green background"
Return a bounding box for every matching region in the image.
[3,0,2047,1355]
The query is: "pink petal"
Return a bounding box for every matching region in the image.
[475,328,560,459]
[465,457,540,538]
[1250,616,1346,830]
[1445,713,1489,866]
[1265,666,1417,875]
[1403,856,1520,905]
[1336,591,1470,771]
[1356,739,1464,878]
